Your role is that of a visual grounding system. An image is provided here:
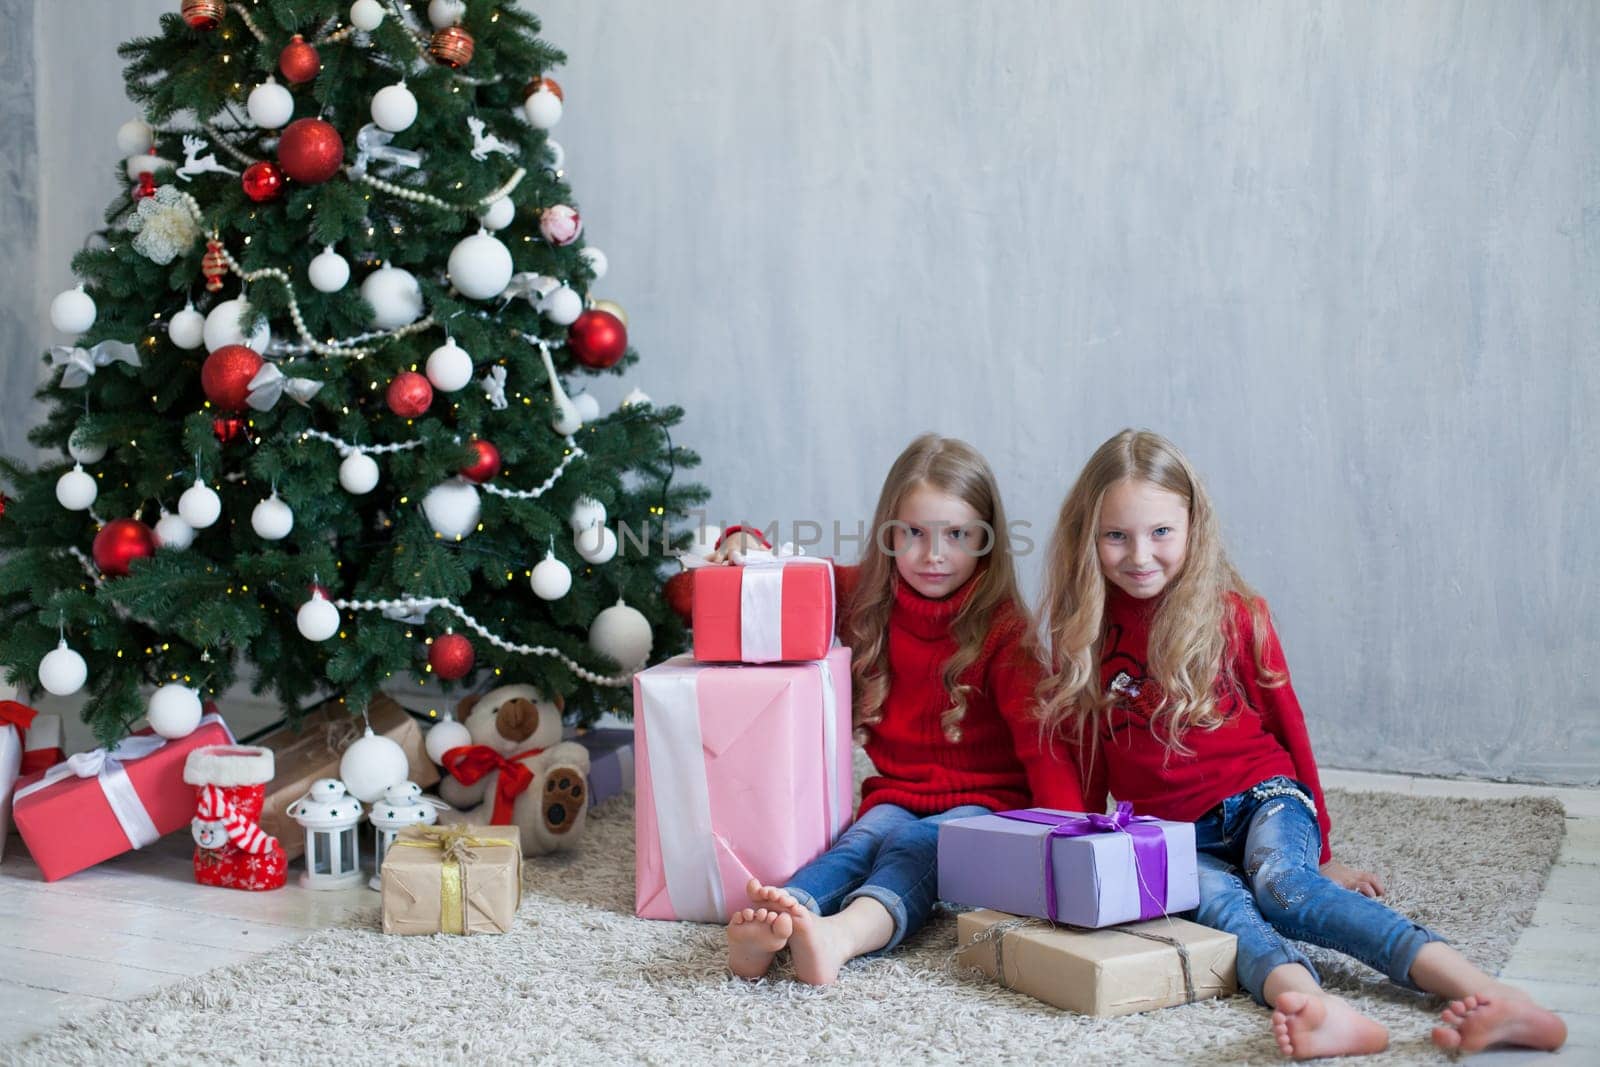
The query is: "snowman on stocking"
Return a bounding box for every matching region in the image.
[183,745,288,891]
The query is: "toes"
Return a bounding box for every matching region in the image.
[746,877,763,901]
[1431,1025,1463,1051]
[1461,994,1482,1011]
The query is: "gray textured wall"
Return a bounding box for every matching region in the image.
[9,1,1597,783]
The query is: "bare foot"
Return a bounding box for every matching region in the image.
[1431,992,1567,1054]
[785,904,855,986]
[745,877,802,913]
[1271,991,1390,1060]
[726,906,793,980]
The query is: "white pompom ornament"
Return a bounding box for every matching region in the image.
[425,338,474,393]
[155,509,195,550]
[247,78,295,129]
[573,392,601,422]
[251,494,294,540]
[422,479,481,540]
[50,286,96,334]
[297,591,340,641]
[39,640,88,697]
[588,599,653,671]
[530,551,572,600]
[576,524,618,564]
[424,716,473,765]
[540,285,583,326]
[55,465,98,511]
[178,483,222,529]
[478,197,515,232]
[371,81,418,133]
[446,231,514,301]
[203,297,271,353]
[427,0,466,27]
[126,154,165,181]
[67,427,106,465]
[116,118,154,156]
[308,246,351,293]
[339,727,410,803]
[580,246,608,280]
[339,451,380,495]
[147,684,203,740]
[350,0,385,30]
[569,495,607,532]
[167,303,206,349]
[523,88,563,130]
[360,264,424,329]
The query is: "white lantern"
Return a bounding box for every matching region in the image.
[368,781,444,890]
[285,778,366,890]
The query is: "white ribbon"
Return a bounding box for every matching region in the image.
[246,364,324,411]
[50,341,141,389]
[14,713,229,850]
[351,123,424,175]
[737,557,835,664]
[639,664,725,922]
[500,271,560,306]
[817,656,843,840]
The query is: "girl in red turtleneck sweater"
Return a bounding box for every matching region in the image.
[1039,430,1564,1060]
[713,434,1083,986]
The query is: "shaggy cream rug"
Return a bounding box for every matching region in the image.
[6,785,1564,1066]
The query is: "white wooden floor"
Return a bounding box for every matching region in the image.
[1,772,1596,1061]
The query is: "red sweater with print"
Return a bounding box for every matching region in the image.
[1068,587,1333,863]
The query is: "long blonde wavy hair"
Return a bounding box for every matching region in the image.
[1038,430,1281,760]
[847,434,1030,744]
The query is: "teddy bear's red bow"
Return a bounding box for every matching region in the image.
[440,745,547,826]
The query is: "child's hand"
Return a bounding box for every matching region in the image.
[1321,859,1385,897]
[708,530,764,563]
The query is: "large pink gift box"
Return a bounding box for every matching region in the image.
[634,647,853,922]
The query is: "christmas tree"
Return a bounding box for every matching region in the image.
[0,0,704,746]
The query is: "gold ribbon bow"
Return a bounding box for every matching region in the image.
[391,825,518,935]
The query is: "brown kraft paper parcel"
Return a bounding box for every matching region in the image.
[957,910,1238,1016]
[381,824,522,936]
[257,695,438,860]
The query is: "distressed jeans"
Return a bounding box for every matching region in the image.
[784,802,991,951]
[1193,776,1444,1004]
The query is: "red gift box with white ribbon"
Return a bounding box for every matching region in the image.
[690,555,836,664]
[2,701,66,863]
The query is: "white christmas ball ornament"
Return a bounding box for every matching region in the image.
[530,551,572,601]
[308,246,351,293]
[371,81,418,133]
[361,264,424,329]
[147,684,204,740]
[543,139,565,171]
[203,297,271,353]
[575,524,618,564]
[179,483,222,529]
[297,592,340,641]
[349,0,385,31]
[55,465,98,511]
[424,717,473,765]
[50,287,97,334]
[478,197,515,232]
[339,451,380,494]
[167,303,206,349]
[580,246,608,280]
[588,600,653,671]
[422,479,481,540]
[446,231,514,301]
[569,495,607,532]
[427,0,466,28]
[340,727,410,803]
[116,118,154,156]
[155,509,195,550]
[39,640,88,697]
[621,387,652,409]
[247,78,295,129]
[540,285,583,326]
[573,392,601,422]
[523,88,563,130]
[425,338,474,393]
[67,427,107,465]
[251,494,294,540]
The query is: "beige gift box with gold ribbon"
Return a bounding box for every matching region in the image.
[380,824,522,935]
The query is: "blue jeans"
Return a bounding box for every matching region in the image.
[1193,776,1444,1004]
[784,803,991,951]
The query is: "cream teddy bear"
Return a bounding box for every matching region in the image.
[435,684,589,856]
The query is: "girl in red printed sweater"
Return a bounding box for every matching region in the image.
[1039,429,1565,1060]
[710,434,1084,985]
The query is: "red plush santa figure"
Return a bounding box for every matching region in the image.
[182,745,287,891]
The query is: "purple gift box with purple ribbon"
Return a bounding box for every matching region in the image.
[937,803,1199,928]
[566,728,634,809]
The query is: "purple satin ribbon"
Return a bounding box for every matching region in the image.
[996,802,1169,923]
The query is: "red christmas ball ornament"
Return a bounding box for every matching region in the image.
[241,160,284,202]
[460,440,500,483]
[278,34,321,85]
[93,519,157,577]
[429,26,475,67]
[567,309,629,369]
[522,75,563,101]
[277,119,344,184]
[664,569,693,622]
[212,416,245,444]
[202,345,265,412]
[386,371,433,418]
[428,632,475,680]
[181,0,226,30]
[0,492,9,520]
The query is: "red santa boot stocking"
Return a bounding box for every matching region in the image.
[183,745,288,891]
